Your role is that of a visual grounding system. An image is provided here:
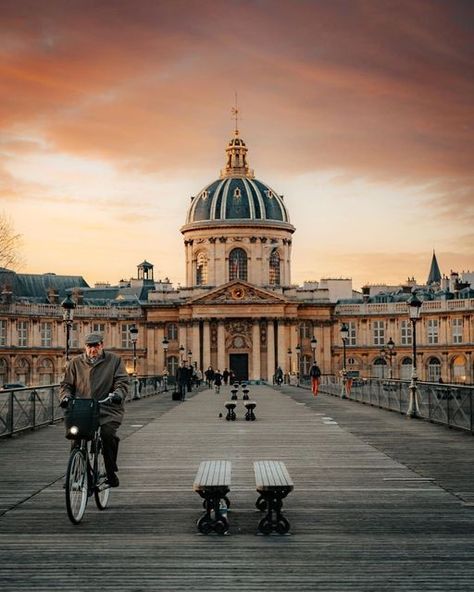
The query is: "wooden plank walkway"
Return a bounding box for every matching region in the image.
[1,384,474,591]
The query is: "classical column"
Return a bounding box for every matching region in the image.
[252,321,261,381]
[203,321,211,370]
[192,322,200,370]
[277,320,285,371]
[178,323,187,361]
[266,320,275,382]
[217,321,226,372]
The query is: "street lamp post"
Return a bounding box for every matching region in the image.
[129,324,139,400]
[162,338,169,391]
[407,293,422,418]
[340,323,349,399]
[287,348,292,382]
[61,294,76,361]
[310,336,317,362]
[295,344,301,387]
[386,337,396,379]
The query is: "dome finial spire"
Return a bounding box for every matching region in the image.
[231,92,240,136]
[221,99,254,178]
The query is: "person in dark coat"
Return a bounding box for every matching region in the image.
[222,368,230,385]
[205,366,214,388]
[309,362,322,396]
[176,361,189,400]
[59,332,129,487]
[213,369,223,393]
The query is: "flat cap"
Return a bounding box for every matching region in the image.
[85,332,104,345]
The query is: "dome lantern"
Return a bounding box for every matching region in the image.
[220,130,254,179]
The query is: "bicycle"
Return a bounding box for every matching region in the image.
[62,394,119,525]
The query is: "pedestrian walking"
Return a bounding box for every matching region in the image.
[309,362,322,396]
[214,369,223,394]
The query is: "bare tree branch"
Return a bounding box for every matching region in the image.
[0,213,24,271]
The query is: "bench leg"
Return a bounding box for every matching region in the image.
[196,489,230,535]
[245,408,256,421]
[256,490,291,535]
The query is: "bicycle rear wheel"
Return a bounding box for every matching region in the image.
[93,440,110,510]
[65,447,89,524]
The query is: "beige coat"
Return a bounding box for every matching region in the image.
[60,351,129,425]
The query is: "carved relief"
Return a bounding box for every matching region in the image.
[225,320,252,336]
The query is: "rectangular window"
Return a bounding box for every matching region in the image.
[0,320,7,346]
[347,321,357,346]
[400,320,412,346]
[17,321,28,347]
[121,324,134,348]
[427,319,439,345]
[40,322,52,347]
[92,322,106,335]
[373,320,385,346]
[452,318,463,344]
[71,322,80,348]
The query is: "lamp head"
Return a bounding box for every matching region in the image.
[408,292,422,320]
[129,324,139,343]
[340,323,349,341]
[61,294,76,321]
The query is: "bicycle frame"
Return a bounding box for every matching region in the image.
[65,396,113,524]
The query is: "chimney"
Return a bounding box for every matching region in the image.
[47,288,59,304]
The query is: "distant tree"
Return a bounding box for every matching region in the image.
[0,213,23,270]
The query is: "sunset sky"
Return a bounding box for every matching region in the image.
[1,0,473,291]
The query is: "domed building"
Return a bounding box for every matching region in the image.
[144,129,335,382]
[181,130,295,288]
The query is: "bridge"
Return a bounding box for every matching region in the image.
[1,383,474,591]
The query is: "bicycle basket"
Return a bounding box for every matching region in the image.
[64,398,100,440]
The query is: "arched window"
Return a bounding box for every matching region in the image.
[373,357,388,379]
[167,355,179,377]
[451,355,466,383]
[196,252,208,286]
[301,355,312,377]
[229,248,248,281]
[38,358,54,385]
[166,323,178,341]
[15,358,30,385]
[269,250,281,285]
[299,322,311,340]
[400,357,412,380]
[427,357,441,382]
[0,358,8,386]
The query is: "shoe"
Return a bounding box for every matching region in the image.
[106,473,120,488]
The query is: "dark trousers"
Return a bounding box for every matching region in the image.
[178,382,187,400]
[100,422,120,478]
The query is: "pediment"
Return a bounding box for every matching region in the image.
[188,280,288,305]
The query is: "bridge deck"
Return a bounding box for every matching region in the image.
[1,384,474,591]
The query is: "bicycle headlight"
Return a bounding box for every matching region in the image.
[69,426,79,436]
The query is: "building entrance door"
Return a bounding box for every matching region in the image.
[229,354,248,382]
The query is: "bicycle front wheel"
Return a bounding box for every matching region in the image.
[93,442,110,510]
[65,447,89,524]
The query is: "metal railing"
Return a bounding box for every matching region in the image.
[303,376,474,434]
[0,375,171,438]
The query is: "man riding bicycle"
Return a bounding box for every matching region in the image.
[60,333,129,487]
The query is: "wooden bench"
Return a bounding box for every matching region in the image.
[224,401,237,421]
[244,401,257,421]
[254,460,293,534]
[193,460,231,534]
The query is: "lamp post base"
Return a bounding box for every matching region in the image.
[406,381,420,418]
